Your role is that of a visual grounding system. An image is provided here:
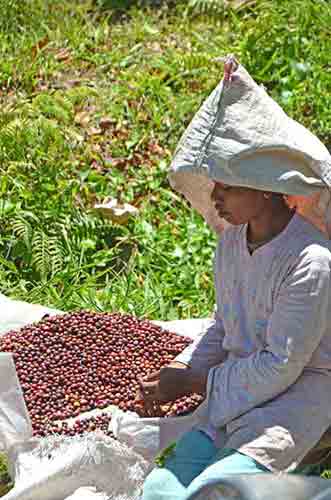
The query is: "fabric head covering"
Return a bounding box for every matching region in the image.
[168,55,331,237]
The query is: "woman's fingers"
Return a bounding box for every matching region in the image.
[134,365,196,416]
[138,389,159,417]
[145,397,158,417]
[139,370,161,383]
[135,374,162,416]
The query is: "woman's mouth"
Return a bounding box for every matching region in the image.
[215,203,228,217]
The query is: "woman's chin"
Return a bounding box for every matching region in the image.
[219,213,241,225]
[219,212,233,222]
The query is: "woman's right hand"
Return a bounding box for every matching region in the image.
[135,362,189,416]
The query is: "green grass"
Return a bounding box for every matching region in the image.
[0,0,330,486]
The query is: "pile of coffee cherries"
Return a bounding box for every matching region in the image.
[0,311,204,437]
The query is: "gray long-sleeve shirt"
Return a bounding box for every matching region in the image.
[176,213,331,472]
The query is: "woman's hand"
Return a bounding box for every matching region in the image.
[135,362,207,416]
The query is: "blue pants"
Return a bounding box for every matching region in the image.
[142,429,270,500]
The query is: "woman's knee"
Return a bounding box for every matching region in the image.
[142,430,218,500]
[184,449,270,500]
[142,467,186,500]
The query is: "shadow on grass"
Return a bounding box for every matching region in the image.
[95,0,176,7]
[91,0,181,37]
[93,0,178,17]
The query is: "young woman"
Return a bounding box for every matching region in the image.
[138,57,331,500]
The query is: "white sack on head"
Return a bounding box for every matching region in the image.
[168,57,331,236]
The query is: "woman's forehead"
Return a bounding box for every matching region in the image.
[213,181,230,188]
[213,181,259,194]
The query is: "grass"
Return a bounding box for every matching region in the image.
[0,0,330,488]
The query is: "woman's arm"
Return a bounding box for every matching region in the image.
[174,312,228,374]
[205,246,331,428]
[175,239,228,373]
[136,314,226,409]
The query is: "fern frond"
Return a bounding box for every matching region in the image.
[0,110,18,128]
[0,116,40,163]
[0,118,29,143]
[35,116,65,150]
[31,230,50,279]
[32,94,72,124]
[6,160,35,172]
[65,85,98,106]
[12,217,32,247]
[21,102,37,118]
[187,0,225,16]
[11,213,39,251]
[182,53,211,71]
[48,235,65,276]
[70,212,111,245]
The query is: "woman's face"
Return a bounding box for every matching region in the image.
[211,181,267,225]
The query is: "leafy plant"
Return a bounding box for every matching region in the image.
[187,0,225,17]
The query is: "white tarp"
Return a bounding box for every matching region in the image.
[0,293,61,335]
[0,293,213,500]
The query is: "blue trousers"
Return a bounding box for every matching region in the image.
[142,429,270,500]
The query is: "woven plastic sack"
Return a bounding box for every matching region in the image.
[64,487,108,500]
[0,293,61,335]
[4,432,149,500]
[168,57,331,234]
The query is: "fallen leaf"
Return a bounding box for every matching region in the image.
[99,116,115,131]
[131,194,144,206]
[100,155,123,169]
[87,127,102,136]
[128,99,140,110]
[137,111,150,123]
[74,111,90,127]
[138,275,145,285]
[147,41,163,54]
[55,48,71,62]
[31,36,49,58]
[110,157,127,169]
[63,79,82,89]
[94,198,139,225]
[113,127,130,140]
[187,80,202,92]
[148,141,165,155]
[226,0,256,7]
[90,159,104,173]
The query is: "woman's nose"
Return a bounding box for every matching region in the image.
[211,183,222,202]
[211,183,217,201]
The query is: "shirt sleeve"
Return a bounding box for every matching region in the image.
[175,311,228,373]
[206,246,331,428]
[175,240,228,373]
